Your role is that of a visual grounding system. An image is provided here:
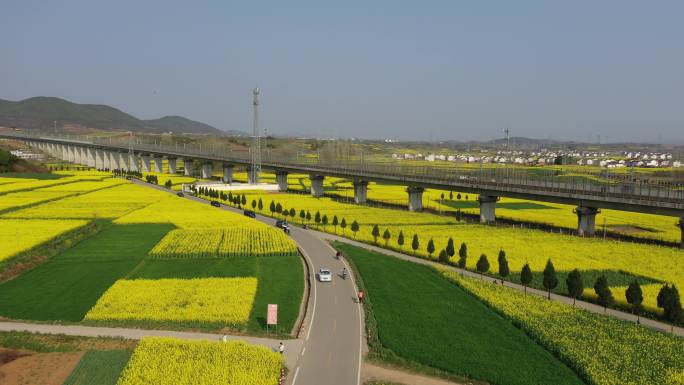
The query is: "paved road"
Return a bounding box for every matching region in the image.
[136,181,364,385]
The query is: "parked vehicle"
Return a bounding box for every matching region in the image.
[243,210,256,218]
[176,192,184,197]
[210,201,221,207]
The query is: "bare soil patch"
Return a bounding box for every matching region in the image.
[363,363,474,385]
[0,350,83,385]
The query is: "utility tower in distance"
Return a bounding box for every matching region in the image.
[503,128,510,150]
[250,87,261,184]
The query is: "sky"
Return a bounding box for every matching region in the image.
[2,1,683,142]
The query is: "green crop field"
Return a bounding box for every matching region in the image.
[63,350,133,385]
[335,242,584,385]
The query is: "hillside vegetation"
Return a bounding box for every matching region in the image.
[0,96,232,134]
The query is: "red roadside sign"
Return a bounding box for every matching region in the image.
[267,304,278,325]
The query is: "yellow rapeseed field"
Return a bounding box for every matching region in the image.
[116,337,283,385]
[446,271,684,385]
[6,184,160,219]
[0,218,88,262]
[150,228,298,258]
[241,188,684,311]
[84,277,258,326]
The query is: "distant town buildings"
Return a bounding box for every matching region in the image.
[391,150,682,168]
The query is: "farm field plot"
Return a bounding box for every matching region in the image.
[0,176,304,334]
[0,331,135,385]
[336,242,584,385]
[446,271,684,385]
[0,218,88,262]
[116,337,284,385]
[0,177,78,194]
[241,188,684,315]
[129,256,303,333]
[62,350,133,385]
[84,277,258,327]
[114,192,270,228]
[0,190,73,212]
[35,178,125,193]
[4,183,160,219]
[150,228,298,258]
[0,223,172,321]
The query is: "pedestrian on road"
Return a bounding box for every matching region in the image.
[279,342,285,355]
[358,290,365,303]
[222,335,228,342]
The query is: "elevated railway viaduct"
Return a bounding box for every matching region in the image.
[4,132,683,247]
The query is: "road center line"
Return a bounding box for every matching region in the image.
[291,366,300,385]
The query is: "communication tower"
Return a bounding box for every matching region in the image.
[250,87,261,184]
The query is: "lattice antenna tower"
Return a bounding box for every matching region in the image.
[503,128,510,150]
[251,87,261,184]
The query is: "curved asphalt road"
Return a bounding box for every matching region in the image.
[140,181,364,385]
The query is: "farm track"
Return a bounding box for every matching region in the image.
[0,321,302,369]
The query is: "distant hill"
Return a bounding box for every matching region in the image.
[0,96,240,135]
[143,116,224,135]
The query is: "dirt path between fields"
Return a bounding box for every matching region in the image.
[363,363,473,385]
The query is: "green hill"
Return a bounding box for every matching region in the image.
[0,96,234,135]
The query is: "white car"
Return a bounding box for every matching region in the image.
[317,268,332,282]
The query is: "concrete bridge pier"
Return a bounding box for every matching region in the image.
[100,151,109,169]
[167,158,177,174]
[152,156,163,173]
[276,171,288,192]
[201,162,213,179]
[119,152,135,171]
[576,206,600,236]
[222,164,233,183]
[94,149,104,169]
[86,148,96,168]
[109,151,121,170]
[79,147,88,166]
[67,145,76,163]
[74,146,81,164]
[407,186,424,212]
[128,153,139,172]
[353,180,368,204]
[310,175,325,197]
[183,159,194,176]
[478,195,499,223]
[141,155,152,173]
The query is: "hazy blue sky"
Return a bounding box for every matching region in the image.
[2,1,683,142]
